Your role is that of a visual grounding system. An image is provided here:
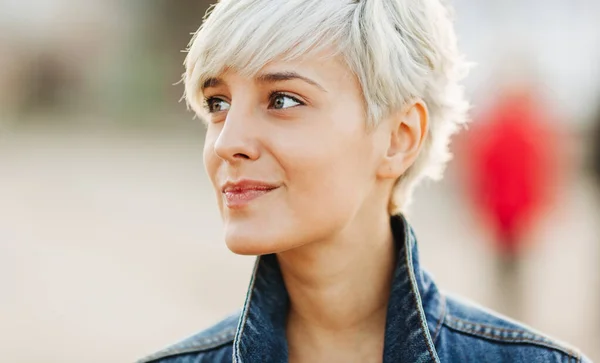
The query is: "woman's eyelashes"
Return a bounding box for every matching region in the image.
[268,92,305,110]
[203,92,306,114]
[205,97,231,113]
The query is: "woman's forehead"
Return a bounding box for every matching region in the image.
[185,0,355,89]
[201,52,356,93]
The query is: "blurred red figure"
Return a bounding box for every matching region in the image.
[464,86,560,256]
[460,84,564,318]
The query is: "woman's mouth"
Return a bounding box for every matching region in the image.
[221,180,279,209]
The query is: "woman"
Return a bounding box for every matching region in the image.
[139,0,590,362]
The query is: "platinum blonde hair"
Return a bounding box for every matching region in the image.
[184,0,470,214]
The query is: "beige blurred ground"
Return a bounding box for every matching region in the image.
[0,123,598,363]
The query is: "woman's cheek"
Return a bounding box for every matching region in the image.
[203,132,222,187]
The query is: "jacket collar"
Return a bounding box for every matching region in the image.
[232,214,442,363]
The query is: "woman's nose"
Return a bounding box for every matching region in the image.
[212,106,260,163]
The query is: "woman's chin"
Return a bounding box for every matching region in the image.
[221,216,311,255]
[224,232,285,256]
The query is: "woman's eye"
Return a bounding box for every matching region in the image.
[269,94,303,110]
[205,98,231,113]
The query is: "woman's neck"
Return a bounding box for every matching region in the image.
[277,209,396,363]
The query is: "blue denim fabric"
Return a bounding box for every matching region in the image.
[138,215,591,363]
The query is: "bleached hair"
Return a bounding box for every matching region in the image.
[184,0,470,214]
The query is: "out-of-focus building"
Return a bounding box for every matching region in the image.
[0,1,125,115]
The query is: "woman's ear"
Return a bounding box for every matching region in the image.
[377,100,429,179]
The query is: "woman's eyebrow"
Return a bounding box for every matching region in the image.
[255,71,328,92]
[202,77,222,91]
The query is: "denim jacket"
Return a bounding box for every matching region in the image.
[138,215,591,363]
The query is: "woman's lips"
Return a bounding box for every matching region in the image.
[221,181,279,209]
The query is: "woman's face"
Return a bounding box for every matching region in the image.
[201,54,392,255]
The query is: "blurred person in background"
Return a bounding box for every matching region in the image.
[592,95,600,331]
[459,80,565,320]
[593,102,600,188]
[138,1,590,362]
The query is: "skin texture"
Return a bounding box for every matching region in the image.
[202,52,428,363]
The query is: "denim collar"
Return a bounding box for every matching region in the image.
[232,215,442,363]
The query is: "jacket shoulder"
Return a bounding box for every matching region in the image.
[436,294,590,362]
[137,310,240,363]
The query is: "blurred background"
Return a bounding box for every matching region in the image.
[0,1,599,362]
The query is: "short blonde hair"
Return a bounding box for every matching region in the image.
[184,0,470,213]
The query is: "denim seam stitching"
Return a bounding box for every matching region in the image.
[432,293,447,344]
[233,256,261,363]
[404,224,439,362]
[444,315,580,359]
[137,328,236,362]
[193,327,237,350]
